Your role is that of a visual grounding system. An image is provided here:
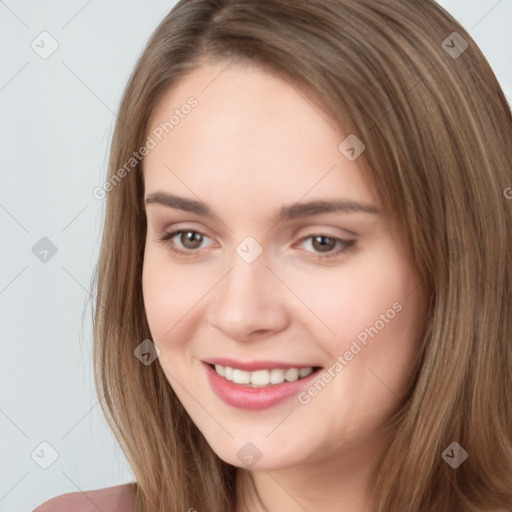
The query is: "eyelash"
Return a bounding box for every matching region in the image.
[155,229,356,260]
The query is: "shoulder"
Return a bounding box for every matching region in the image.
[33,483,136,512]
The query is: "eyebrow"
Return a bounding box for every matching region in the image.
[144,192,380,220]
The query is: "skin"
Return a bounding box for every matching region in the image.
[141,60,430,512]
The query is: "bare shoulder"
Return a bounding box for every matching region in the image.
[33,483,136,512]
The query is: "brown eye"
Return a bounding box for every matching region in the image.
[297,234,356,259]
[311,235,337,252]
[156,228,215,256]
[180,231,204,249]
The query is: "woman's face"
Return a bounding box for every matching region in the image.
[142,61,428,471]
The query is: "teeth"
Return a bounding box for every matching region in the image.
[212,364,316,387]
[299,367,313,378]
[270,368,284,385]
[252,369,270,386]
[215,364,225,377]
[224,366,234,381]
[233,369,251,384]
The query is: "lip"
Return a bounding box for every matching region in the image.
[203,361,322,410]
[202,357,317,372]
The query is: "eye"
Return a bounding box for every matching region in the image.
[297,234,356,259]
[155,229,356,260]
[156,229,215,255]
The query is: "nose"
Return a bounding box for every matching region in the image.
[206,249,290,342]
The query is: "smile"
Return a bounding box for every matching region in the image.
[212,364,316,387]
[203,360,323,410]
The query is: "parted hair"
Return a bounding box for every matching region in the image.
[91,1,512,510]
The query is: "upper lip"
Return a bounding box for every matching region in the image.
[202,357,320,371]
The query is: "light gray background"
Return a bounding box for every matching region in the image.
[0,1,511,511]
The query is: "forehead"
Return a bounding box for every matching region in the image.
[143,61,380,215]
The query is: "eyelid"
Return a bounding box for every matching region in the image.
[157,228,216,252]
[293,234,356,259]
[156,226,356,261]
[154,219,216,241]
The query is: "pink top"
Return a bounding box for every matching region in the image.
[33,484,135,512]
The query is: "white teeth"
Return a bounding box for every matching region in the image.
[251,369,270,386]
[284,368,299,381]
[299,367,313,378]
[270,369,285,384]
[212,364,316,387]
[232,369,251,384]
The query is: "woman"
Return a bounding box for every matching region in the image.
[35,0,512,511]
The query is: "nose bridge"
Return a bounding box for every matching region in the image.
[207,242,289,339]
[221,245,272,309]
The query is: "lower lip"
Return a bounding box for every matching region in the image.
[203,363,321,410]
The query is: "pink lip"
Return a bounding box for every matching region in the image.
[202,357,316,371]
[203,362,322,410]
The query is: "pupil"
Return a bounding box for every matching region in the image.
[313,236,335,252]
[182,231,202,248]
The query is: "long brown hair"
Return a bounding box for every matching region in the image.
[91,1,512,510]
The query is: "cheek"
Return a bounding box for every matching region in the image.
[362,276,427,387]
[336,264,426,399]
[288,246,427,375]
[303,263,426,425]
[141,248,204,347]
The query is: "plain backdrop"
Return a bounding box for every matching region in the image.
[0,1,511,511]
